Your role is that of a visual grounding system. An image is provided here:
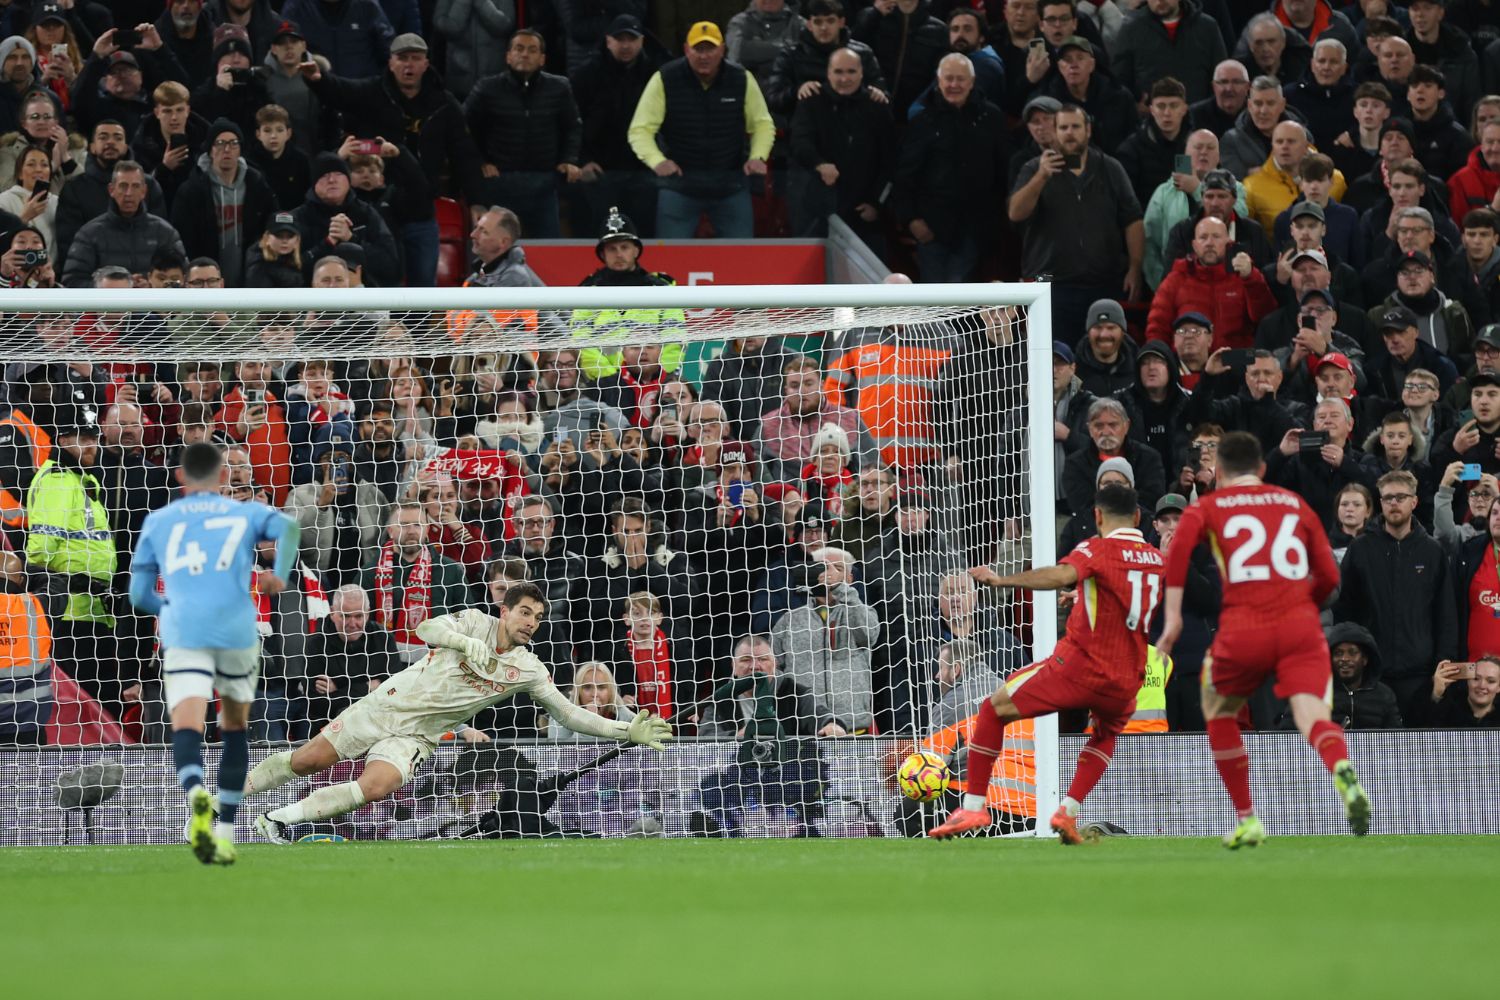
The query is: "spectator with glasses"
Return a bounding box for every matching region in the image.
[1188,59,1249,137]
[169,119,274,286]
[0,90,81,192]
[1335,469,1457,718]
[1434,461,1499,550]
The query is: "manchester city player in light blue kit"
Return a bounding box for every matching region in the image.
[130,442,300,865]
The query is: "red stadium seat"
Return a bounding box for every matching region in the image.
[434,197,468,287]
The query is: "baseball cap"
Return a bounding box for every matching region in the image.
[1022,95,1062,121]
[1096,456,1135,488]
[268,212,298,236]
[1155,493,1188,516]
[1289,248,1328,269]
[1475,324,1500,350]
[608,14,645,37]
[332,241,366,269]
[390,33,428,54]
[1398,249,1435,271]
[1057,35,1093,56]
[1316,352,1355,375]
[1172,311,1213,332]
[686,21,724,47]
[1087,298,1126,330]
[1289,201,1325,223]
[1377,305,1421,332]
[107,50,139,71]
[1470,371,1500,390]
[1052,340,1075,363]
[272,20,304,42]
[1299,287,1335,308]
[34,4,65,26]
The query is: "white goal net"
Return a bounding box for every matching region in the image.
[0,283,1057,843]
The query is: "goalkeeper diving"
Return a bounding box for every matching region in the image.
[243,581,672,842]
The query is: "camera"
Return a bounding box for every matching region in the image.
[1298,431,1329,452]
[228,67,269,85]
[19,248,47,268]
[789,560,827,594]
[736,718,784,769]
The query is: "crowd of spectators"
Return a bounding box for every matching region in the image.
[3,0,1500,759]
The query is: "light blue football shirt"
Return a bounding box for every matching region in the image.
[132,494,291,649]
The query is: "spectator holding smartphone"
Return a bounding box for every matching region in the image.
[0,224,58,288]
[0,146,58,245]
[1421,657,1500,727]
[1434,462,1498,550]
[217,359,292,506]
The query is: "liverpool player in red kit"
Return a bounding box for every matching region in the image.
[930,484,1164,843]
[1158,431,1372,847]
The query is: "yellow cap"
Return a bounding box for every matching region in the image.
[685,21,724,47]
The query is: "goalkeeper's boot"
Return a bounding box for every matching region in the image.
[1222,815,1266,850]
[254,813,292,845]
[182,793,219,843]
[1334,761,1371,837]
[209,835,238,866]
[928,808,990,839]
[187,787,216,864]
[1049,807,1086,846]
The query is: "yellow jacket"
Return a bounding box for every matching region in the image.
[1242,152,1347,237]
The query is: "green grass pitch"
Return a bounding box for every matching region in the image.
[3,837,1494,999]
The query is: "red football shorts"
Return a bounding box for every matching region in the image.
[1203,620,1332,701]
[1004,656,1137,740]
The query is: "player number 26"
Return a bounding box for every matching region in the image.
[1222,513,1308,582]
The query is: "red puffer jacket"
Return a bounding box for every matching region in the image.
[1145,255,1279,350]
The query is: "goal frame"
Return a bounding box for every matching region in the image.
[2,280,1059,834]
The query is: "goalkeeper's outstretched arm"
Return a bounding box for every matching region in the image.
[532,685,673,749]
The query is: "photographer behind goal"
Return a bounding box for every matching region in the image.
[691,633,843,837]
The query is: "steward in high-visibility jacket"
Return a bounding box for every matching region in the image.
[0,406,50,531]
[0,554,54,743]
[1084,644,1174,734]
[922,714,1036,817]
[570,206,685,380]
[822,327,951,470]
[24,444,116,629]
[1127,644,1173,733]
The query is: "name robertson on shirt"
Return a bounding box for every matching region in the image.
[1212,492,1300,510]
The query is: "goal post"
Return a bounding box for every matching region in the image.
[0,280,1060,843]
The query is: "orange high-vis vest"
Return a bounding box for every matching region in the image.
[822,341,950,469]
[0,410,50,529]
[0,591,53,690]
[922,715,1036,816]
[445,278,541,343]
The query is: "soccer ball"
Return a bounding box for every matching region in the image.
[896,750,952,802]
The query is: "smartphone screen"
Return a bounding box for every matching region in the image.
[1173,154,1193,174]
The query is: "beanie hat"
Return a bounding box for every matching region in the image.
[1096,456,1135,488]
[312,151,351,179]
[810,422,851,460]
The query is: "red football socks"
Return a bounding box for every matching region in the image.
[964,699,1007,797]
[1206,716,1255,819]
[1065,734,1116,804]
[1308,719,1350,774]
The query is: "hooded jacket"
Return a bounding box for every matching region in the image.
[765,28,887,117]
[1366,289,1474,367]
[1321,622,1403,728]
[1112,0,1227,104]
[1114,340,1194,474]
[1334,520,1457,683]
[726,0,804,86]
[170,155,276,285]
[1448,145,1500,225]
[1146,253,1280,350]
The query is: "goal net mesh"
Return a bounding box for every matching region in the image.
[0,290,1050,843]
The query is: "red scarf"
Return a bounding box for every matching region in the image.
[253,563,329,635]
[800,461,853,519]
[628,627,673,720]
[422,448,533,543]
[374,542,432,645]
[618,366,663,428]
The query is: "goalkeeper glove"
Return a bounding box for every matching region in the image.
[626,710,673,751]
[454,635,492,667]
